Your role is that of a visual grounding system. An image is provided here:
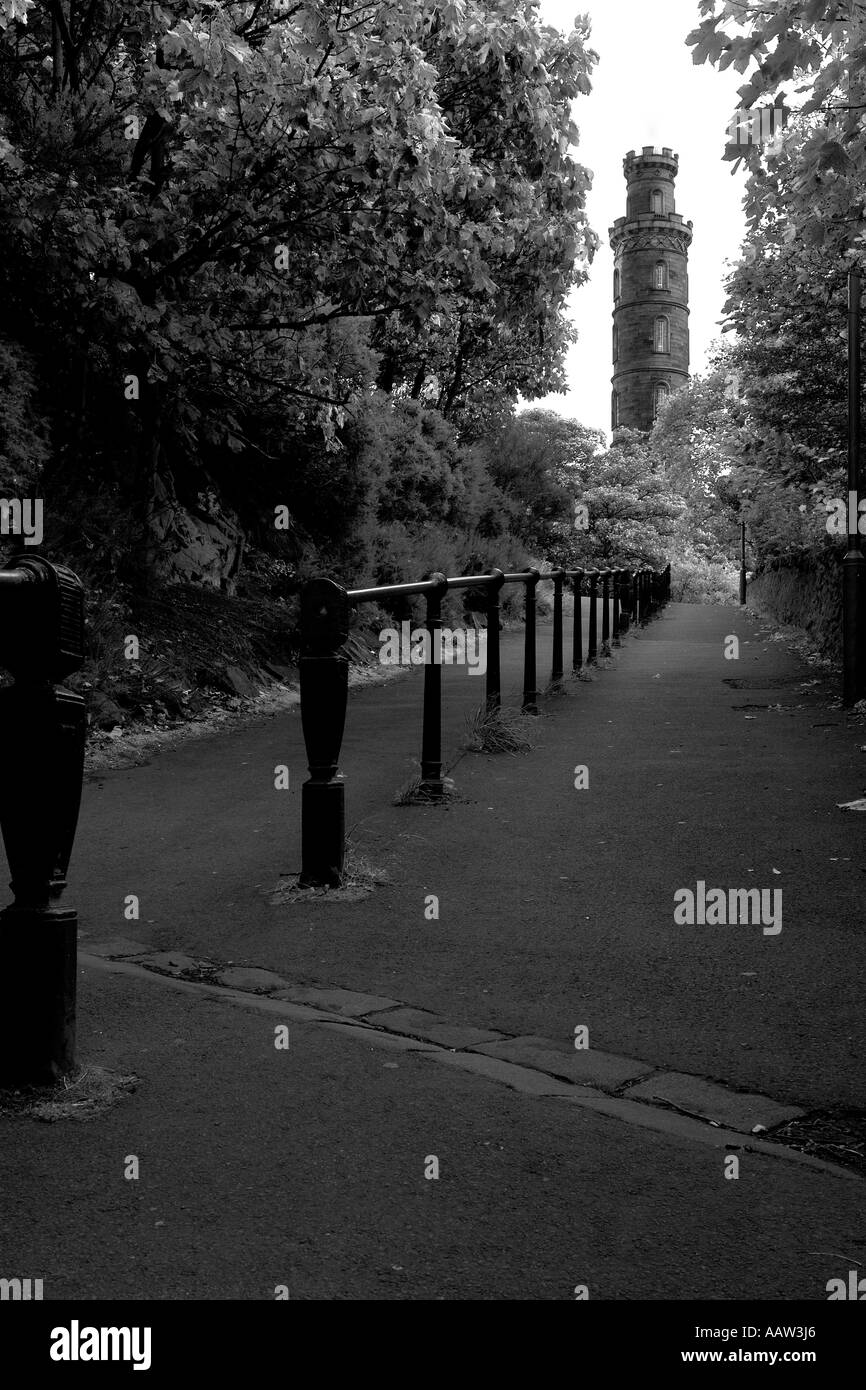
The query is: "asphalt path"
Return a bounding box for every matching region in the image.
[72,602,866,1112]
[0,962,861,1300]
[4,599,865,1302]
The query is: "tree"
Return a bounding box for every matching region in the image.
[575,429,684,567]
[0,0,598,585]
[687,2,866,567]
[478,408,605,557]
[689,0,866,257]
[374,3,599,429]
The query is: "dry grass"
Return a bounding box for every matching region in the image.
[463,703,535,754]
[543,678,569,700]
[268,831,393,903]
[342,839,393,891]
[0,1066,138,1122]
[393,772,458,804]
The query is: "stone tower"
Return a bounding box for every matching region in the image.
[609,147,693,432]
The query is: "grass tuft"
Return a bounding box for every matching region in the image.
[341,838,393,891]
[463,703,534,754]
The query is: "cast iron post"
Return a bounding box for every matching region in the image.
[624,570,634,634]
[522,569,540,713]
[601,570,611,653]
[551,568,565,683]
[420,573,449,795]
[485,570,505,712]
[587,571,598,664]
[0,556,86,1086]
[571,571,584,672]
[299,578,350,887]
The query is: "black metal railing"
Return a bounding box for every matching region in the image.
[298,562,671,886]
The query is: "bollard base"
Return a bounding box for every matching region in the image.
[0,906,77,1087]
[418,778,446,799]
[299,778,345,888]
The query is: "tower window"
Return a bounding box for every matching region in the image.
[612,390,619,429]
[613,324,618,361]
[613,267,620,301]
[651,189,664,214]
[654,316,670,353]
[653,382,670,420]
[654,260,668,290]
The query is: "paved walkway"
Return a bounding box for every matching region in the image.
[2,601,865,1299]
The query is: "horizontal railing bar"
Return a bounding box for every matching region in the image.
[349,565,664,604]
[348,578,443,602]
[444,574,500,592]
[350,569,542,602]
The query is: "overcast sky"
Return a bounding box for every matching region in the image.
[526,0,750,436]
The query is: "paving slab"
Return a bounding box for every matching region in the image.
[215,966,288,993]
[4,956,862,1302]
[136,951,204,975]
[79,937,150,958]
[271,987,403,1017]
[472,1035,653,1089]
[623,1071,805,1132]
[362,1006,506,1049]
[422,1048,590,1097]
[547,1093,855,1178]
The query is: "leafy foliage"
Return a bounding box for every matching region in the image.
[0,0,598,595]
[687,1,866,576]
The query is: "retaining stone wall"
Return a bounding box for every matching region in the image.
[747,548,843,660]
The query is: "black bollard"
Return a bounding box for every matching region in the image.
[0,557,86,1086]
[623,570,633,635]
[612,570,622,644]
[522,569,540,714]
[299,578,350,888]
[601,570,611,653]
[551,569,565,683]
[571,571,584,672]
[587,572,599,664]
[420,573,449,796]
[485,570,505,712]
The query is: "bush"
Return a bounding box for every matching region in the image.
[670,546,738,604]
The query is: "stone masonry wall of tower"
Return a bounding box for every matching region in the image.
[609,146,693,433]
